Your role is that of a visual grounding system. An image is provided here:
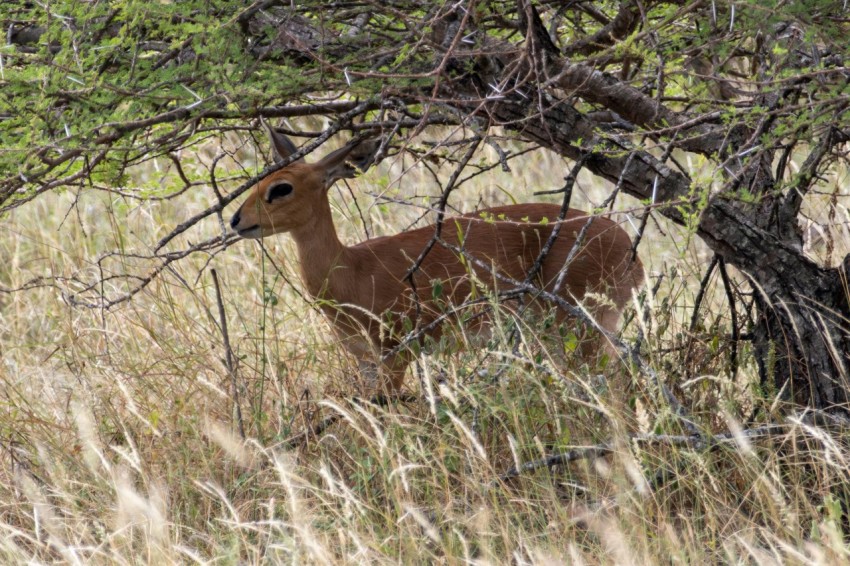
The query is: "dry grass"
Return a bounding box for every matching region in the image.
[1,136,849,564]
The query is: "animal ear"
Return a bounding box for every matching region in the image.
[347,138,380,172]
[317,137,379,187]
[260,116,304,164]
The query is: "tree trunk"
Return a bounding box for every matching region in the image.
[700,201,850,408]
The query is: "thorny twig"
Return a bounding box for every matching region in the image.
[487,156,587,384]
[497,411,846,482]
[211,269,246,440]
[402,137,483,339]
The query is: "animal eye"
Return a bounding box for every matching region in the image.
[266,183,293,202]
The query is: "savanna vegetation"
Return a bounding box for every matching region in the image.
[2,0,850,562]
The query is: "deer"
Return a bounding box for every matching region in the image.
[229,122,644,394]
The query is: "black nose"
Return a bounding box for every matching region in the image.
[230,210,241,229]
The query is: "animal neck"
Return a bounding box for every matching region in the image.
[290,196,348,298]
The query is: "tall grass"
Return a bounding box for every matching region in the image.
[1,137,848,563]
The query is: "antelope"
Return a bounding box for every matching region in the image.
[230,123,644,393]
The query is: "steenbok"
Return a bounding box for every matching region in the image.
[230,123,643,392]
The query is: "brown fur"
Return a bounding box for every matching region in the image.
[230,131,644,392]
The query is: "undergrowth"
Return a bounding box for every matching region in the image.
[1,144,849,564]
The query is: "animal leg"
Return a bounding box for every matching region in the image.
[357,358,409,397]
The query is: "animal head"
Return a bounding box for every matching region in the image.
[230,119,375,239]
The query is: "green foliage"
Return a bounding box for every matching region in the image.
[3,0,849,218]
[1,1,321,197]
